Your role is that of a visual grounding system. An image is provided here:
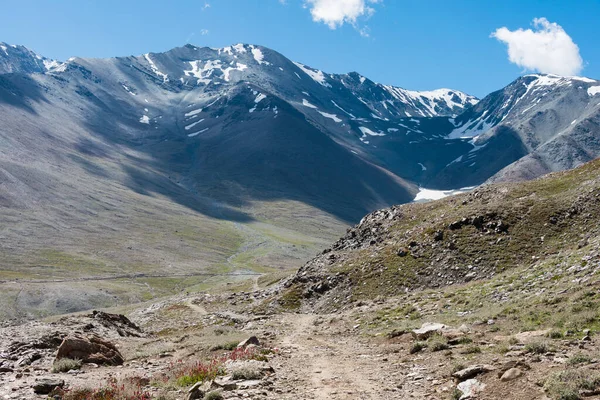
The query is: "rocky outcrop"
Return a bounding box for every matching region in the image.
[32,378,64,395]
[56,334,124,366]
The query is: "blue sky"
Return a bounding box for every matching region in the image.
[1,0,598,97]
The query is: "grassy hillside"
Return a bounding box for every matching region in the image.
[276,157,600,312]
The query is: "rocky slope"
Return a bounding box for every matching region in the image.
[278,157,600,313]
[2,160,600,399]
[434,74,600,188]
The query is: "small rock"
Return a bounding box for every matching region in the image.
[500,368,523,382]
[457,379,485,399]
[237,336,260,349]
[412,323,446,340]
[32,378,64,395]
[397,249,408,257]
[452,365,495,382]
[187,380,212,400]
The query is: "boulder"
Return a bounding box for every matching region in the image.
[493,329,551,344]
[500,368,523,382]
[237,336,260,349]
[497,360,530,377]
[90,310,142,337]
[452,364,495,381]
[457,378,485,399]
[187,380,212,400]
[32,378,64,394]
[212,376,238,391]
[412,323,446,340]
[56,334,124,366]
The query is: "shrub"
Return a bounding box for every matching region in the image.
[450,388,463,400]
[525,341,550,354]
[203,391,224,400]
[175,359,224,387]
[428,335,450,352]
[52,358,82,373]
[568,353,592,366]
[548,330,564,339]
[210,341,239,351]
[544,369,600,400]
[160,346,270,387]
[409,342,426,354]
[231,366,264,380]
[50,378,151,400]
[456,336,473,345]
[462,345,482,354]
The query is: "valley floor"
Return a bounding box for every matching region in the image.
[2,277,600,400]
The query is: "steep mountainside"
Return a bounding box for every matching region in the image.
[0,42,476,320]
[432,74,600,187]
[279,158,600,312]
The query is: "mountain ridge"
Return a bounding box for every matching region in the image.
[1,40,600,321]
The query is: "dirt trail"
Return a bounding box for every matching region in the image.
[271,314,410,399]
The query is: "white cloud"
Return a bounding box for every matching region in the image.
[200,29,209,35]
[491,17,583,76]
[304,0,381,29]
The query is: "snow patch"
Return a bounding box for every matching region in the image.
[185,108,203,118]
[121,84,136,96]
[293,61,331,88]
[255,93,267,103]
[331,100,356,118]
[188,128,209,137]
[413,187,473,202]
[232,43,247,53]
[302,99,318,109]
[250,46,269,65]
[184,60,247,84]
[318,111,342,123]
[185,119,205,130]
[144,54,169,82]
[588,86,600,96]
[359,127,385,137]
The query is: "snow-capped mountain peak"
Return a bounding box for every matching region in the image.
[0,42,61,74]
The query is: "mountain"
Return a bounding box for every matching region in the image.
[1,41,600,320]
[0,42,475,320]
[277,157,600,312]
[430,74,600,188]
[0,42,60,74]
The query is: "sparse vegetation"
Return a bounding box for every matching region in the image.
[158,346,270,387]
[210,341,239,351]
[525,341,550,355]
[50,378,151,400]
[462,345,482,354]
[428,335,450,352]
[52,358,82,373]
[548,330,564,339]
[203,391,224,400]
[410,342,426,354]
[568,353,592,366]
[231,366,264,380]
[544,369,600,400]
